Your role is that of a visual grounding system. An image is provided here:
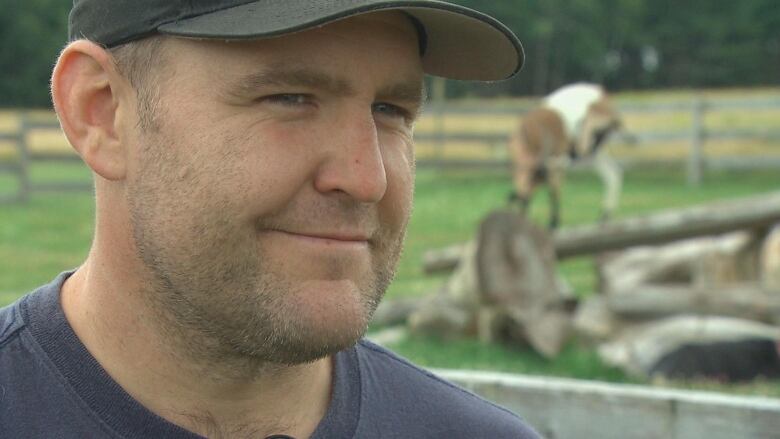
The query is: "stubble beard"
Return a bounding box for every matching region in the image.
[127,133,404,372]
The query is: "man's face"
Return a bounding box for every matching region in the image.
[123,12,423,365]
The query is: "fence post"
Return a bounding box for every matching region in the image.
[17,113,31,202]
[687,98,706,186]
[431,77,447,165]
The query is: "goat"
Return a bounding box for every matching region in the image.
[508,83,630,228]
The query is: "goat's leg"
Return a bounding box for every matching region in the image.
[547,169,563,229]
[508,129,536,213]
[593,150,622,222]
[510,163,536,214]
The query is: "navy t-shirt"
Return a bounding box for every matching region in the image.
[0,273,540,438]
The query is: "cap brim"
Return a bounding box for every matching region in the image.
[156,0,523,81]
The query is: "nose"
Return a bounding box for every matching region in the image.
[313,109,388,203]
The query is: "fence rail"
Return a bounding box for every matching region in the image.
[422,96,780,114]
[0,116,83,203]
[0,127,29,203]
[415,128,780,145]
[417,95,780,185]
[440,369,780,439]
[2,95,780,202]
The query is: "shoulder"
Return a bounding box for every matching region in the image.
[0,294,50,434]
[353,340,540,438]
[0,297,26,348]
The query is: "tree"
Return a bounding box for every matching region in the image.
[0,0,70,108]
[1,0,779,107]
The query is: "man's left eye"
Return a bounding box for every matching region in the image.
[372,103,410,121]
[265,94,311,106]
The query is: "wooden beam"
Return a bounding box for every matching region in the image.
[555,191,780,258]
[423,191,780,274]
[606,284,780,321]
[438,369,780,439]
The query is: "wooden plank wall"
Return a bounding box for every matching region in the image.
[437,369,780,439]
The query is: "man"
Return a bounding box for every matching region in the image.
[508,82,627,228]
[0,1,539,438]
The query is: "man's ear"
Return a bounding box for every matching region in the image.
[51,40,130,181]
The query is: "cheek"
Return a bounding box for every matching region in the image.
[381,138,415,222]
[223,122,320,211]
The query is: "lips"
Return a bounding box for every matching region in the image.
[284,230,369,242]
[265,229,372,246]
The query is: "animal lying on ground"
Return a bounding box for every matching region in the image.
[649,338,780,382]
[508,82,633,228]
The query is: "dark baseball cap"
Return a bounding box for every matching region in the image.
[68,0,523,81]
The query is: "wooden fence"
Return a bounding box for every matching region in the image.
[416,96,780,186]
[2,95,780,202]
[439,369,780,439]
[0,125,29,204]
[0,115,90,203]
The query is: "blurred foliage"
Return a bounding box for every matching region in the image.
[2,0,780,107]
[0,0,70,107]
[450,0,780,97]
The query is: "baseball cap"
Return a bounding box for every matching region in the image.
[68,0,523,81]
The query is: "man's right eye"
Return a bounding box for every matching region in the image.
[263,94,312,106]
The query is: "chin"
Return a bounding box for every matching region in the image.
[295,279,376,330]
[265,279,377,363]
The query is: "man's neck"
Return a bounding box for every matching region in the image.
[60,258,333,438]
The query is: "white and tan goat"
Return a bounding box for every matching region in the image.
[508,83,629,228]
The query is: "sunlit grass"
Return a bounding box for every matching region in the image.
[3,88,780,397]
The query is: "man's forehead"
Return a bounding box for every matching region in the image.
[226,63,425,102]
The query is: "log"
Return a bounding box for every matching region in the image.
[440,369,780,439]
[554,191,780,258]
[475,211,560,307]
[474,211,571,357]
[423,242,471,274]
[762,225,780,289]
[423,191,780,274]
[606,284,780,323]
[598,316,780,377]
[598,231,761,295]
[423,243,467,274]
[410,212,572,358]
[371,297,424,327]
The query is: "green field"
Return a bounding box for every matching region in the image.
[3,87,780,164]
[391,165,780,397]
[3,158,780,397]
[3,87,780,397]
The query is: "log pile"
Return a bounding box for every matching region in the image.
[377,191,780,381]
[399,209,580,358]
[406,211,574,358]
[423,191,780,274]
[574,228,780,337]
[577,226,780,379]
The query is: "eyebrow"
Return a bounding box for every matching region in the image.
[226,65,426,107]
[377,81,428,108]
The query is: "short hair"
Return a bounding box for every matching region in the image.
[108,36,167,130]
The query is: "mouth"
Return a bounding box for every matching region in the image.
[264,229,372,248]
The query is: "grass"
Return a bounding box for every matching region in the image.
[386,165,780,398]
[389,164,780,301]
[4,161,780,398]
[3,91,780,398]
[0,162,93,303]
[390,335,633,383]
[3,87,780,162]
